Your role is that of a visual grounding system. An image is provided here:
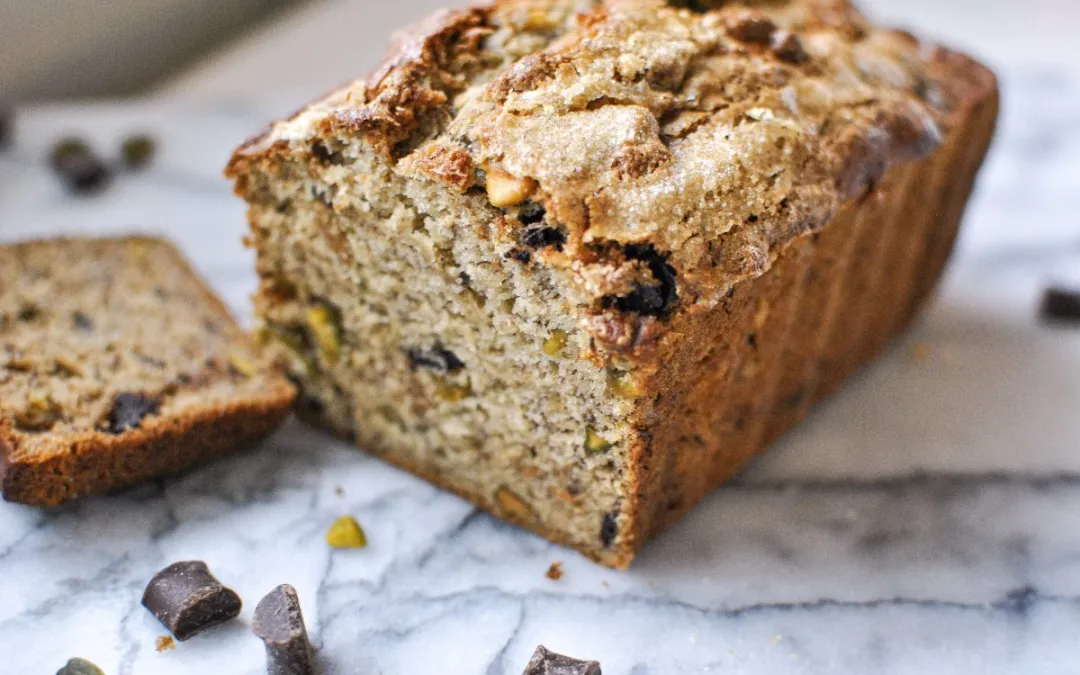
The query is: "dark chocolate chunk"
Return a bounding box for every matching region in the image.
[522,226,567,250]
[771,30,808,64]
[600,512,618,548]
[668,0,720,12]
[105,393,159,434]
[50,138,110,193]
[311,141,344,165]
[0,106,11,149]
[253,584,316,675]
[16,303,40,322]
[507,248,532,264]
[522,646,602,675]
[406,345,465,374]
[120,134,156,170]
[600,244,678,317]
[50,138,91,170]
[141,560,242,641]
[519,201,546,225]
[56,657,105,675]
[1040,286,1080,324]
[72,311,95,332]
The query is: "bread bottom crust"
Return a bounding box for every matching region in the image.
[1,389,295,506]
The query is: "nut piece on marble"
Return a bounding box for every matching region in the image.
[56,657,106,675]
[253,584,317,675]
[141,560,242,641]
[523,646,602,675]
[1040,286,1080,324]
[326,515,368,549]
[120,134,156,170]
[49,138,111,193]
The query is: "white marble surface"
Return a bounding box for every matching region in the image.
[2,58,1080,675]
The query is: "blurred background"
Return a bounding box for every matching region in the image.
[2,0,1075,105]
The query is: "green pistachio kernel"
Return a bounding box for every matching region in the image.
[608,372,642,399]
[306,304,341,365]
[57,658,106,675]
[542,329,568,357]
[584,426,613,454]
[326,515,367,549]
[435,379,473,402]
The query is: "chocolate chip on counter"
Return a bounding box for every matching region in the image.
[120,134,156,170]
[406,345,465,374]
[522,646,602,675]
[56,657,105,675]
[141,560,242,641]
[253,584,317,675]
[0,107,12,149]
[771,30,808,64]
[1040,286,1080,324]
[600,512,618,548]
[72,311,95,332]
[50,138,91,170]
[105,393,159,434]
[50,138,110,194]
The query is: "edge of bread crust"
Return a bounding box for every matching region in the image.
[0,388,295,506]
[226,0,994,366]
[615,45,999,567]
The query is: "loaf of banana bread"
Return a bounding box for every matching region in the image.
[227,0,998,567]
[0,237,296,505]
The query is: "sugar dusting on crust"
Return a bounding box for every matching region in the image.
[231,0,962,309]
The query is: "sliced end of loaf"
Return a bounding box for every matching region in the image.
[0,237,296,506]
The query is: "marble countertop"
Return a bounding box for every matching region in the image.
[3,6,1080,674]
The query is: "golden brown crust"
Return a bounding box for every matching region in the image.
[0,389,294,506]
[229,0,964,315]
[618,46,999,563]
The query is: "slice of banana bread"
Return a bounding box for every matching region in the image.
[227,0,998,567]
[0,237,296,506]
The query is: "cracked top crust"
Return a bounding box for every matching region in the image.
[229,0,993,310]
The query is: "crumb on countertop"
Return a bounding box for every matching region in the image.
[911,341,931,361]
[545,561,564,581]
[155,635,176,652]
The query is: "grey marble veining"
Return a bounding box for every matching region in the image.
[0,67,1078,674]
